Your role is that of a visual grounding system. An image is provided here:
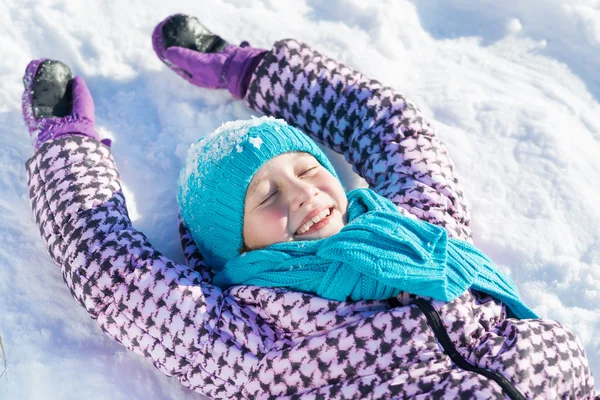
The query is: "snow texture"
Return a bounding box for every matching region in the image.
[0,0,598,398]
[180,115,278,200]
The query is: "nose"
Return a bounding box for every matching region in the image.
[289,180,319,210]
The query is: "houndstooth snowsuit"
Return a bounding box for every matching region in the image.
[26,39,596,399]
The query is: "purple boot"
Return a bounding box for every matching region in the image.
[22,59,105,149]
[152,14,266,99]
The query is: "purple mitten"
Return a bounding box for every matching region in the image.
[22,59,104,149]
[152,14,266,99]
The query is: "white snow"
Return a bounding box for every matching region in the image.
[248,136,263,149]
[0,0,598,398]
[179,116,277,201]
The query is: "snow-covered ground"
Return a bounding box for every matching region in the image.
[1,0,599,398]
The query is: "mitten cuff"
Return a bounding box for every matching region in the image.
[225,46,267,99]
[35,116,100,149]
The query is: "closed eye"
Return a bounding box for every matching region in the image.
[259,189,279,205]
[299,166,318,177]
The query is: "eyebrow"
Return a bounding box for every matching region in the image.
[246,174,266,200]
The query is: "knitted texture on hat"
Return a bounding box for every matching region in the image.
[178,116,340,270]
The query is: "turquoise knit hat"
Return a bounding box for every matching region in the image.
[178,116,340,271]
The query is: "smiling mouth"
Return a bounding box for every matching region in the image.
[295,207,333,236]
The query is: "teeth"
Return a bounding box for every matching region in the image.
[312,209,330,223]
[297,208,331,235]
[298,221,314,234]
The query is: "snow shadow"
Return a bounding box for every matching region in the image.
[305,0,379,32]
[409,0,600,103]
[81,72,186,262]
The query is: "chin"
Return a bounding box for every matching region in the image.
[318,222,344,240]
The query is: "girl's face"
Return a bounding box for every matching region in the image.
[243,152,348,250]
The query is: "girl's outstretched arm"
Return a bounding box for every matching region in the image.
[245,40,472,241]
[22,59,268,398]
[26,137,274,398]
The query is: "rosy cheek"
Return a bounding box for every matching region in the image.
[266,208,288,225]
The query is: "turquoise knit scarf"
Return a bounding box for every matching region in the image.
[214,188,537,319]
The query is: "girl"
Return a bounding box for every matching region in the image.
[22,14,595,399]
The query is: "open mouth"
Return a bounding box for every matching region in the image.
[295,207,333,236]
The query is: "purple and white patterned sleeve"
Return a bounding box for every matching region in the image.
[245,39,473,241]
[25,136,267,398]
[178,214,215,282]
